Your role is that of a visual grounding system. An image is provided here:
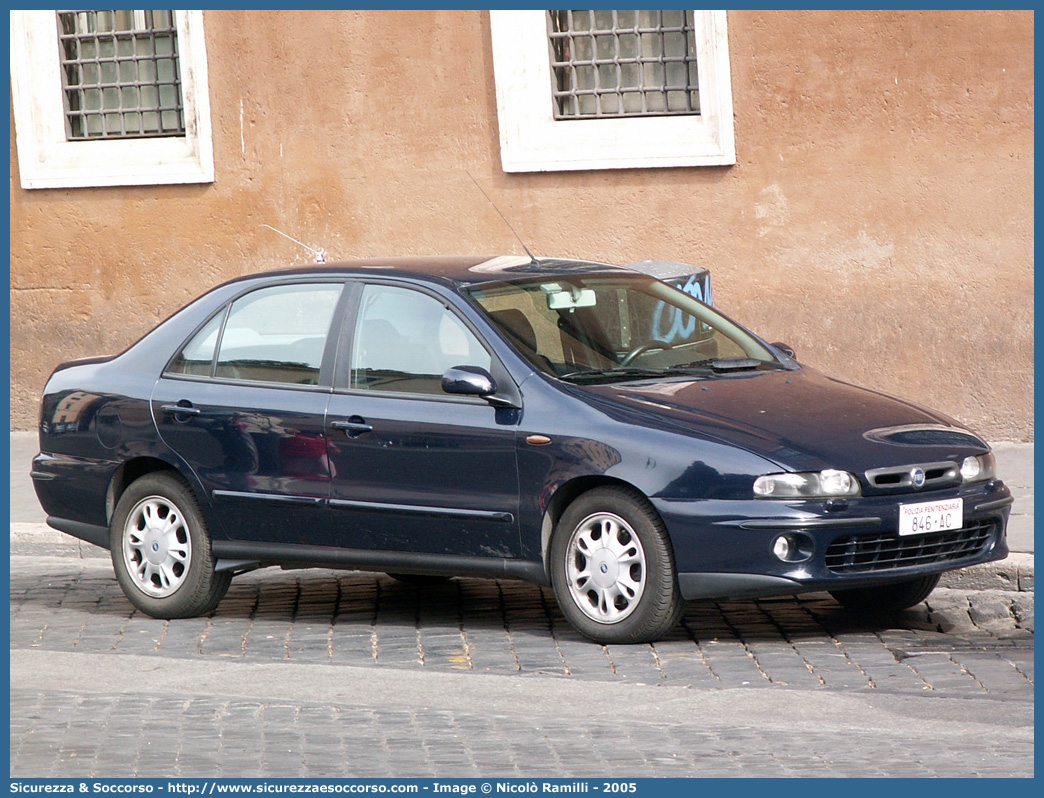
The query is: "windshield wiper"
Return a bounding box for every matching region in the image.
[674,357,770,372]
[561,357,776,382]
[559,366,667,382]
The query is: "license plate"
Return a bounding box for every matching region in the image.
[899,498,963,536]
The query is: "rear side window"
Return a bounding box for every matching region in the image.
[167,283,343,385]
[215,284,342,384]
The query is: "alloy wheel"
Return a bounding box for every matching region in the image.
[565,511,647,623]
[122,495,193,598]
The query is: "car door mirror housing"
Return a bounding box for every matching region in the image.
[771,341,796,359]
[442,366,497,398]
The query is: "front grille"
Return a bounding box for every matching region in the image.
[825,521,994,574]
[865,461,960,492]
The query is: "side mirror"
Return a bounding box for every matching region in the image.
[771,342,796,359]
[442,365,497,398]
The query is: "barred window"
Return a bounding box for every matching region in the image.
[11,10,212,188]
[547,10,700,119]
[57,10,185,140]
[489,10,734,172]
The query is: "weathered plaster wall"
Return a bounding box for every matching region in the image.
[10,10,1034,439]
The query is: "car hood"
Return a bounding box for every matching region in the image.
[576,366,988,473]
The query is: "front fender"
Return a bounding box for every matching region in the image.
[515,374,778,562]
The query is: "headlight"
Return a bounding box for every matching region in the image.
[961,453,996,483]
[753,469,861,498]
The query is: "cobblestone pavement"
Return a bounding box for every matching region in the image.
[9,681,1033,779]
[10,555,1035,777]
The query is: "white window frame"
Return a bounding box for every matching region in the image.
[10,10,214,189]
[490,9,735,172]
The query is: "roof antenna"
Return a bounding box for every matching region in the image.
[259,224,327,263]
[466,171,538,264]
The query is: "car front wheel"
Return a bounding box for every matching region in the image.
[550,486,683,644]
[829,573,941,612]
[109,472,230,619]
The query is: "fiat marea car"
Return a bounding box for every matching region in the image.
[32,256,1011,644]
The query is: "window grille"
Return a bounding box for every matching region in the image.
[547,10,700,119]
[56,10,185,139]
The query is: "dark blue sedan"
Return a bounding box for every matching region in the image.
[31,256,1012,643]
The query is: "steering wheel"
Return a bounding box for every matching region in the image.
[620,339,674,366]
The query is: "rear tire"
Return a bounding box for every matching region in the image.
[550,486,682,644]
[109,472,231,619]
[829,573,941,612]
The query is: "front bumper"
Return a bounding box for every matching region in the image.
[654,479,1012,601]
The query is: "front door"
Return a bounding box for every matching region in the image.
[324,282,521,557]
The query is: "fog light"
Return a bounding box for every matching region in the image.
[771,532,813,563]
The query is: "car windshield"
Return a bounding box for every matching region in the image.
[465,273,782,383]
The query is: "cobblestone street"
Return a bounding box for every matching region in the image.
[10,553,1034,777]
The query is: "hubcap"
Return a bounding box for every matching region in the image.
[122,495,192,598]
[565,512,646,624]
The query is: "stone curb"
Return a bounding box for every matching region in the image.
[937,552,1034,592]
[11,522,1034,593]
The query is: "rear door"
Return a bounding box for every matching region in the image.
[153,280,346,543]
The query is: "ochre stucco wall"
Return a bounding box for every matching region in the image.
[9,10,1034,439]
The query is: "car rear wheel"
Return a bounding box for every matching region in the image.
[829,573,941,612]
[550,486,682,644]
[109,472,231,619]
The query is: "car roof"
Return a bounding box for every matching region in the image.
[221,255,637,289]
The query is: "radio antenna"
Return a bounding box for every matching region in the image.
[466,171,538,264]
[259,224,327,263]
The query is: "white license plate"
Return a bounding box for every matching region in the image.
[899,498,963,536]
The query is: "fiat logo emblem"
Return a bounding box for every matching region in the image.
[911,468,926,487]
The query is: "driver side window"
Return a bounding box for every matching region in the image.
[351,284,491,395]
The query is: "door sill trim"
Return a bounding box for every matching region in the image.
[211,539,546,584]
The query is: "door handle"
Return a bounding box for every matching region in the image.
[331,417,372,438]
[160,403,201,417]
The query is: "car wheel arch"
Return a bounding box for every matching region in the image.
[540,475,665,578]
[106,456,195,525]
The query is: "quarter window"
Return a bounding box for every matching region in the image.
[167,309,224,377]
[212,284,342,385]
[351,285,491,395]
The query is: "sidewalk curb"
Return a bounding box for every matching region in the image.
[937,552,1034,592]
[10,522,1034,592]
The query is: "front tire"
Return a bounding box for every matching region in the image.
[829,573,941,612]
[109,472,231,619]
[550,486,682,644]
